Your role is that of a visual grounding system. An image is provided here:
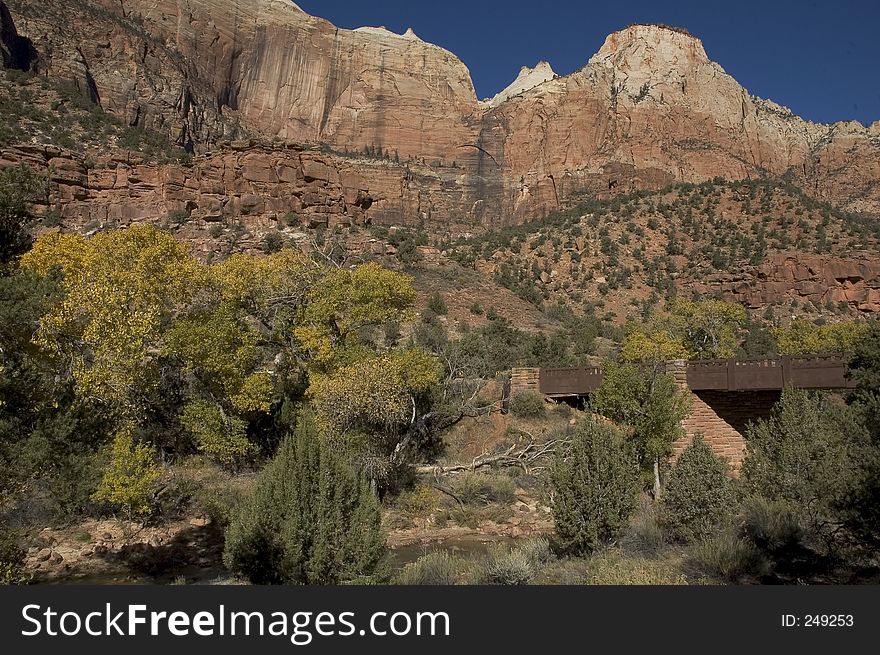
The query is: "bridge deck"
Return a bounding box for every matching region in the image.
[538,354,856,396]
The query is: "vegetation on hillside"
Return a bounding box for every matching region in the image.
[0,68,192,162]
[444,178,880,323]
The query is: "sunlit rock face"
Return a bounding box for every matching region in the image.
[4,2,880,226]
[484,24,880,221]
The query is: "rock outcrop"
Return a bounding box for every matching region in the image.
[0,140,490,236]
[688,253,880,313]
[3,2,880,225]
[483,61,557,108]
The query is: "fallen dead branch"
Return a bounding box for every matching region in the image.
[417,438,562,477]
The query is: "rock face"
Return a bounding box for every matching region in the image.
[6,0,481,161]
[688,253,880,313]
[0,141,484,233]
[3,2,880,225]
[483,61,557,108]
[482,24,880,222]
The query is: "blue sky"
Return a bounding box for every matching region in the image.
[295,0,879,126]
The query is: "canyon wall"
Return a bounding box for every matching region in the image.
[0,141,492,235]
[3,0,880,227]
[483,25,880,222]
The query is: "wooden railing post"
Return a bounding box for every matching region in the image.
[781,355,792,388]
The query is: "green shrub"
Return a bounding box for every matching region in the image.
[551,420,640,556]
[154,476,200,520]
[451,472,516,506]
[395,485,438,518]
[475,537,551,585]
[687,532,766,583]
[167,209,189,226]
[223,412,385,585]
[0,527,27,585]
[192,483,247,528]
[739,496,804,554]
[263,232,283,253]
[208,224,224,238]
[45,450,107,521]
[509,391,546,419]
[1,164,45,267]
[426,291,448,315]
[742,389,867,547]
[660,435,736,542]
[622,497,666,555]
[448,506,479,528]
[395,551,470,585]
[534,558,592,584]
[42,209,62,227]
[586,548,687,585]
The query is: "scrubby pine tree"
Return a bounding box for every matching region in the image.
[223,411,385,584]
[551,420,640,556]
[845,321,880,550]
[0,165,45,269]
[660,435,736,542]
[426,291,448,316]
[742,389,867,549]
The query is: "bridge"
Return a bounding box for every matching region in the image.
[509,354,854,469]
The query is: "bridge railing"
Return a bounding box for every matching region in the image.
[529,354,856,396]
[539,366,603,396]
[686,354,855,391]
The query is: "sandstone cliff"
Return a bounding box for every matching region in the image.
[5,0,481,161]
[483,24,880,221]
[3,1,880,226]
[483,61,557,108]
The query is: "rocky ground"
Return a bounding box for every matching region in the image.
[22,517,226,584]
[22,495,553,584]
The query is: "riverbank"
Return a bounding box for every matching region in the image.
[20,485,553,584]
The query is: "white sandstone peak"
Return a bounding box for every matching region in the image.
[484,61,557,108]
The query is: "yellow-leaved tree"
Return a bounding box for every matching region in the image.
[308,348,443,487]
[92,426,162,519]
[295,263,440,489]
[21,225,202,417]
[295,261,417,367]
[772,319,868,355]
[165,250,319,467]
[621,299,747,363]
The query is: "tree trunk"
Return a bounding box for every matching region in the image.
[653,457,662,500]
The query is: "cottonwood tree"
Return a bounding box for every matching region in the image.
[20,225,202,419]
[295,261,416,368]
[620,299,747,362]
[308,348,443,489]
[591,360,690,498]
[772,319,868,356]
